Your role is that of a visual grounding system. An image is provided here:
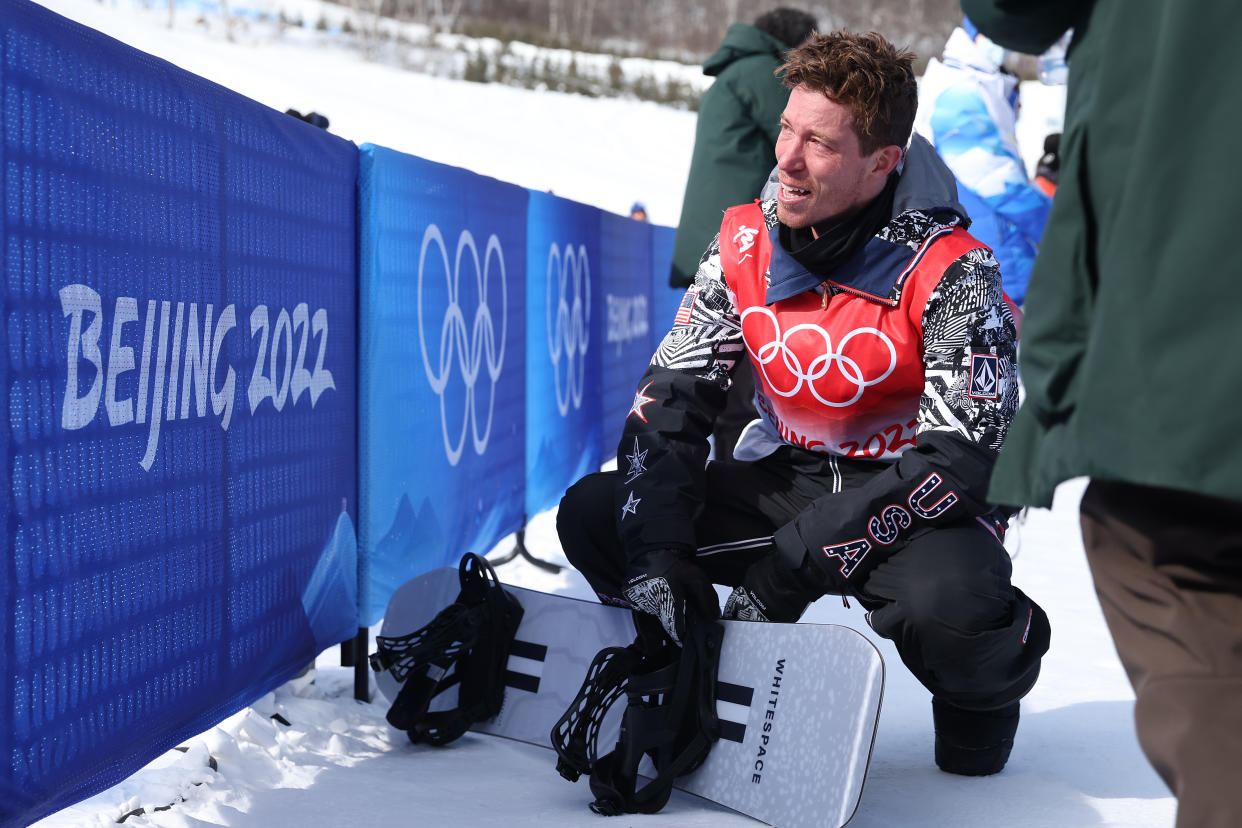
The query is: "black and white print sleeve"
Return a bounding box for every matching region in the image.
[613,233,747,560]
[651,233,746,388]
[918,246,1020,453]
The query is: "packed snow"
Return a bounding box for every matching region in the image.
[30,2,1168,826]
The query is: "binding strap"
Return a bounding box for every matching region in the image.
[586,617,724,815]
[370,553,524,746]
[551,643,643,782]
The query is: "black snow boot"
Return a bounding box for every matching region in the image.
[932,698,1020,776]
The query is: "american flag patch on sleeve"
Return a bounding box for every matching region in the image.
[674,291,697,325]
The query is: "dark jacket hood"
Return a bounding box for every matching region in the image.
[703,23,787,77]
[894,133,968,222]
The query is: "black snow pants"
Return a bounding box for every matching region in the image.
[557,446,1049,712]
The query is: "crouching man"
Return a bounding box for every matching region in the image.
[558,29,1049,776]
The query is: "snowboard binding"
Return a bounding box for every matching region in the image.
[551,643,643,782]
[552,613,724,815]
[370,553,523,746]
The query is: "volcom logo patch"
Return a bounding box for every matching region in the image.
[968,353,999,399]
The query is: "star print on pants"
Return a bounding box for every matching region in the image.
[628,381,657,422]
[625,437,648,483]
[621,491,641,519]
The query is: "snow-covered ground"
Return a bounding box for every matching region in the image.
[29,2,1170,826]
[38,482,1176,828]
[33,0,702,225]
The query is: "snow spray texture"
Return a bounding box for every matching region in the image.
[0,3,359,827]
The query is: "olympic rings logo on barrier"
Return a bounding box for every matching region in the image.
[741,307,895,408]
[546,242,591,417]
[418,224,507,466]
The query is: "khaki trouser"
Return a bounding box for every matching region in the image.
[1080,480,1242,828]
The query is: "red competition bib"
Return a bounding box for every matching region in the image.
[720,203,981,461]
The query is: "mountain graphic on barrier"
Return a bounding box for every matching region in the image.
[366,493,448,624]
[301,511,359,649]
[527,435,599,516]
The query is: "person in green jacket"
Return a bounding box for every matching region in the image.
[962,3,1242,826]
[670,8,817,461]
[670,9,818,290]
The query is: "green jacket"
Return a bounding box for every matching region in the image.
[669,23,790,288]
[962,0,1242,506]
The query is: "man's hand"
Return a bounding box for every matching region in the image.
[722,552,823,623]
[624,549,720,645]
[772,431,998,591]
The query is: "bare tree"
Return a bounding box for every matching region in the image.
[219,0,236,42]
[427,0,466,30]
[323,0,960,65]
[548,0,562,39]
[351,0,386,58]
[571,0,597,45]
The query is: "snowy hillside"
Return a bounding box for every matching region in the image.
[32,0,704,224]
[28,2,1169,827]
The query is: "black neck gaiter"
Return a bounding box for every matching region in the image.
[777,172,898,276]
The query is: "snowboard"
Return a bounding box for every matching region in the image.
[374,566,884,828]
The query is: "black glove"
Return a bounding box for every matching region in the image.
[623,549,720,646]
[722,552,823,623]
[773,431,997,594]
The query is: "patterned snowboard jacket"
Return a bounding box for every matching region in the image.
[616,139,1021,590]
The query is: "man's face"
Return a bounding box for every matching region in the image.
[775,85,893,230]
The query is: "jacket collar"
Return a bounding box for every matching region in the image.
[764,134,967,306]
[765,230,923,306]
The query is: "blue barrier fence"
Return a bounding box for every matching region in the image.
[524,189,603,522]
[358,147,529,627]
[1,2,361,825]
[0,1,682,824]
